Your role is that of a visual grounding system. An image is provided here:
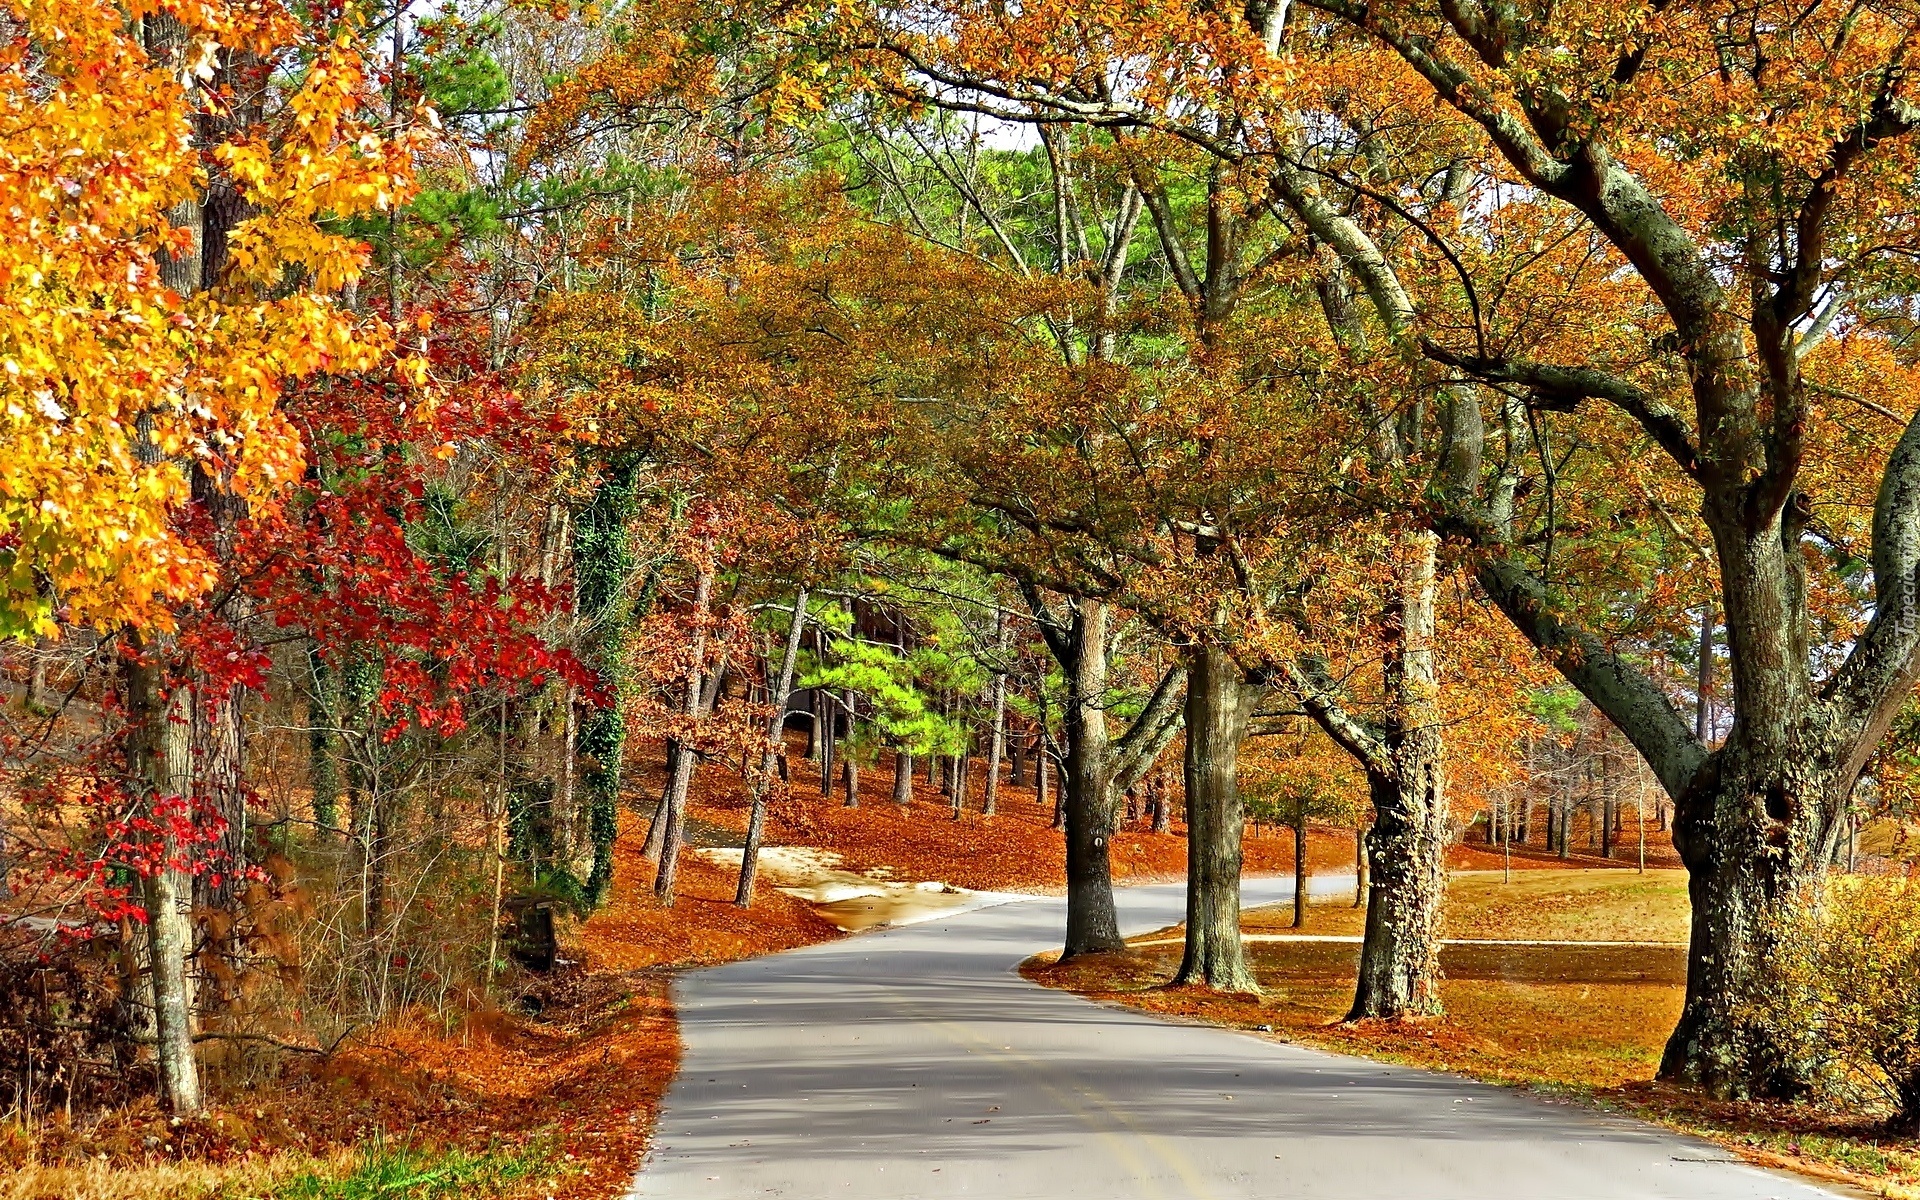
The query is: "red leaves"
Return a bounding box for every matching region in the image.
[205,293,595,737]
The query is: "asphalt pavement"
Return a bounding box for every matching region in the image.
[629,878,1843,1199]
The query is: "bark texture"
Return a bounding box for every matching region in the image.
[1172,646,1262,991]
[1347,533,1448,1021]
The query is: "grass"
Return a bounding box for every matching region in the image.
[0,1143,563,1200]
[1024,866,1920,1199]
[266,1141,560,1199]
[1232,867,1691,943]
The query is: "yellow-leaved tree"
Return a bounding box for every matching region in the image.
[0,0,419,638]
[1,0,421,1114]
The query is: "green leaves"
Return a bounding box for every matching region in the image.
[801,635,969,755]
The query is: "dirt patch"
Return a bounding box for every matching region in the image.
[693,846,1019,932]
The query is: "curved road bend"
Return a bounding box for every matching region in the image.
[630,880,1842,1200]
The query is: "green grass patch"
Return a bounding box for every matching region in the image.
[263,1140,559,1200]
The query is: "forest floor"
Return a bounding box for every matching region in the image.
[1025,867,1920,1199]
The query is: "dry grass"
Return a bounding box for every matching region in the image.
[0,1155,322,1200]
[1234,868,1691,943]
[1025,867,1920,1199]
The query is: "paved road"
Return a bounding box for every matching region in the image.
[630,881,1842,1199]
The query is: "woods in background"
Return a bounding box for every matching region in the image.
[7,0,1920,1155]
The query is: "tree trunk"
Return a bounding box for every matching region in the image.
[307,644,340,833]
[819,696,836,799]
[1695,603,1715,744]
[983,661,1007,816]
[574,456,638,908]
[1059,601,1123,957]
[554,684,582,878]
[892,749,914,806]
[189,469,249,917]
[1656,739,1835,1097]
[739,588,807,907]
[1348,768,1447,1020]
[363,772,389,941]
[643,743,677,860]
[124,638,201,1114]
[1151,772,1173,834]
[1347,533,1447,1022]
[142,862,199,1115]
[1353,825,1368,908]
[1173,646,1260,991]
[1293,810,1309,930]
[26,642,49,711]
[842,757,859,807]
[654,555,715,905]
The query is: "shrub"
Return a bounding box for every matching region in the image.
[0,928,147,1119]
[1751,876,1920,1128]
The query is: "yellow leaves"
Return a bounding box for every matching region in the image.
[0,0,415,638]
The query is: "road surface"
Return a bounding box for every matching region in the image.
[630,880,1842,1199]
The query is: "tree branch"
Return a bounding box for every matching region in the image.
[1473,554,1707,799]
[1421,343,1702,479]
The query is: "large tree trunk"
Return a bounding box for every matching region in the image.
[739,589,807,907]
[189,458,250,919]
[1020,587,1187,958]
[1349,765,1447,1020]
[1657,737,1831,1096]
[142,860,199,1114]
[1348,532,1447,1022]
[574,458,638,908]
[1060,601,1123,957]
[1172,646,1260,991]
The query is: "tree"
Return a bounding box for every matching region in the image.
[1244,724,1364,930]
